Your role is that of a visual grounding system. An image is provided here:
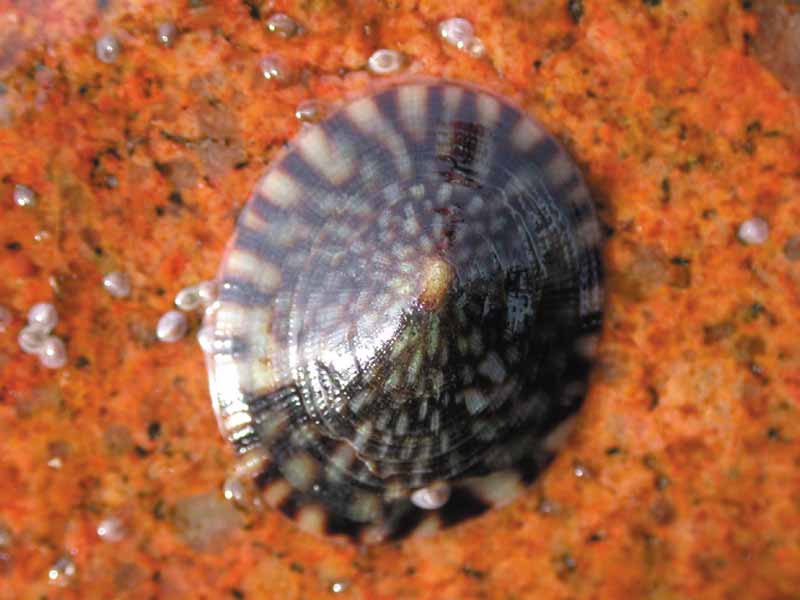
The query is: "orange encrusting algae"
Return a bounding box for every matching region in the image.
[0,1,798,599]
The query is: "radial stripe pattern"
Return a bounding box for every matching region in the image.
[203,79,604,543]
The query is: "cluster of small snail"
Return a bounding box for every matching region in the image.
[17,303,67,369]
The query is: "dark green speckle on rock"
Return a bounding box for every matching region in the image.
[568,0,584,23]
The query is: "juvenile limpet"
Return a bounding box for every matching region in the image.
[202,79,604,543]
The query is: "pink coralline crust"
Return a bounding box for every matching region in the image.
[0,1,798,599]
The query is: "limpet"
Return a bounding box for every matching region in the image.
[202,79,604,542]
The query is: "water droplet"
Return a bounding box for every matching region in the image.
[331,581,349,593]
[27,302,58,333]
[266,13,299,38]
[737,217,769,245]
[95,34,121,64]
[39,336,67,369]
[47,556,76,587]
[465,36,486,58]
[156,310,188,343]
[102,271,132,299]
[13,184,36,207]
[295,99,328,123]
[156,22,178,47]
[18,325,47,354]
[573,462,589,478]
[259,54,291,83]
[367,49,405,75]
[96,517,126,543]
[438,17,475,50]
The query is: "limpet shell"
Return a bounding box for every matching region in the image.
[202,79,604,543]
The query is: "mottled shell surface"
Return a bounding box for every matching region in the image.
[203,80,604,543]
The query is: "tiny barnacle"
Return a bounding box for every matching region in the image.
[266,13,300,38]
[102,271,132,299]
[157,310,188,343]
[156,22,178,47]
[95,34,121,64]
[738,216,769,245]
[13,184,36,207]
[367,49,405,75]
